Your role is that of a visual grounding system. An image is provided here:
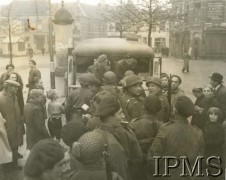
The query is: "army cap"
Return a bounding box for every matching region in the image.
[123,74,142,88]
[4,80,20,87]
[146,76,162,87]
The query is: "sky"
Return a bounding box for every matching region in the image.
[0,0,118,5]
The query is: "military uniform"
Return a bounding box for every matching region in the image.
[119,91,144,122]
[130,114,162,180]
[148,118,204,179]
[65,87,92,122]
[157,93,170,122]
[99,116,143,180]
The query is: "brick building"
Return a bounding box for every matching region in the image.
[170,0,226,59]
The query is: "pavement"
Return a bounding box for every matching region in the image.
[1,53,226,179]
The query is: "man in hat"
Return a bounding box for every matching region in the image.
[24,138,70,180]
[0,64,23,91]
[148,96,204,179]
[65,73,92,122]
[0,80,24,175]
[119,74,145,121]
[146,76,169,122]
[87,54,110,83]
[209,72,226,120]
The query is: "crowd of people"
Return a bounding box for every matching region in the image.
[0,54,226,180]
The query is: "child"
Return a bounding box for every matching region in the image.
[46,89,65,141]
[204,107,224,158]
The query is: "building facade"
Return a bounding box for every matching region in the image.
[170,0,226,59]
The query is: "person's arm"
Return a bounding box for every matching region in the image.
[33,108,49,137]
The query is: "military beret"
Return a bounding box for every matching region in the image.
[175,96,195,117]
[144,95,161,114]
[61,121,87,147]
[24,139,65,178]
[95,94,120,117]
[4,80,20,87]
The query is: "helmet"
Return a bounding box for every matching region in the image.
[78,73,93,85]
[89,76,102,86]
[146,76,162,87]
[72,131,105,164]
[123,75,142,88]
[103,71,117,84]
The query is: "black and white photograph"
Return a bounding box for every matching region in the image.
[0,0,226,179]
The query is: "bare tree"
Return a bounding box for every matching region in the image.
[99,0,144,38]
[1,2,16,64]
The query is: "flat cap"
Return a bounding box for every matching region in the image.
[4,80,20,87]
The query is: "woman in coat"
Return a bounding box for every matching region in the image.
[24,89,50,150]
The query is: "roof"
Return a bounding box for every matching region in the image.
[53,4,74,25]
[73,38,154,58]
[2,36,25,43]
[1,1,48,17]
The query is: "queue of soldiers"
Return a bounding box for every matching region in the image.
[0,54,226,180]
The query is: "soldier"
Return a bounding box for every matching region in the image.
[119,75,145,122]
[65,73,92,122]
[102,71,119,97]
[170,75,185,117]
[70,131,123,180]
[209,72,226,121]
[148,96,204,179]
[115,56,137,81]
[146,76,169,122]
[87,54,110,83]
[130,95,163,180]
[95,94,143,180]
[27,60,41,90]
[24,139,70,180]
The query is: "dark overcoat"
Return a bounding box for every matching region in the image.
[0,90,24,149]
[24,99,49,150]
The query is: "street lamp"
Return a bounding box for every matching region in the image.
[48,0,55,89]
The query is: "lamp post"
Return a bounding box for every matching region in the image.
[48,0,55,89]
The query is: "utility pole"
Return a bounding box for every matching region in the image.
[7,3,13,64]
[48,0,55,88]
